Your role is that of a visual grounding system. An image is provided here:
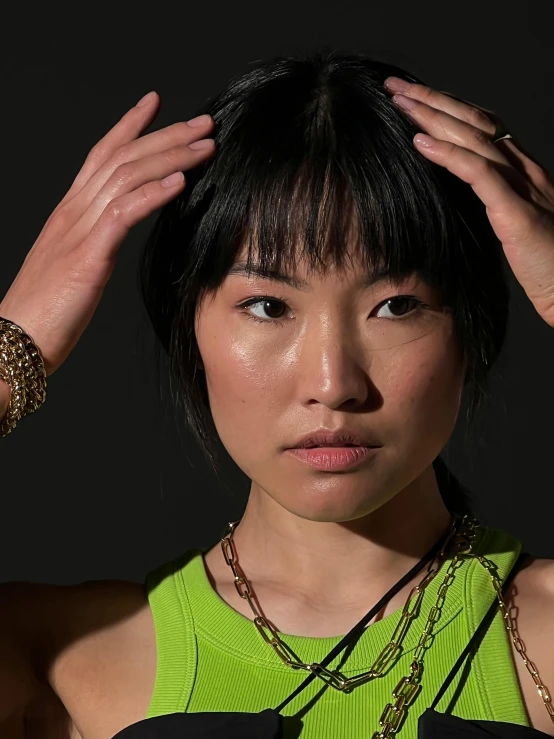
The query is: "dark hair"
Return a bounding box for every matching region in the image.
[139,48,509,507]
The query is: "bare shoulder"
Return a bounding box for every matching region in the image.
[4,578,157,739]
[512,555,554,620]
[508,556,554,736]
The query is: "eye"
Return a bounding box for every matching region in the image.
[239,296,290,325]
[238,294,426,325]
[373,295,425,319]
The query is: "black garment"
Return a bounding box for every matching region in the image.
[417,710,550,739]
[112,709,552,739]
[112,547,550,739]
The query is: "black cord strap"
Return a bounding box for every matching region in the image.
[430,550,529,711]
[275,522,455,713]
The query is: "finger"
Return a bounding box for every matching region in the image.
[64,139,215,245]
[392,94,511,166]
[412,134,537,235]
[493,138,554,200]
[386,79,499,137]
[77,170,186,265]
[59,91,162,208]
[385,78,554,200]
[439,90,499,118]
[434,89,552,192]
[397,92,551,192]
[58,116,215,220]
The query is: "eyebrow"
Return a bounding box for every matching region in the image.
[227,261,396,291]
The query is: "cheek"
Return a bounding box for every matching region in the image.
[381,332,464,442]
[199,323,288,454]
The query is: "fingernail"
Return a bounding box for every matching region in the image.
[414,134,435,148]
[187,114,212,127]
[392,94,417,110]
[189,138,214,150]
[137,91,156,107]
[384,76,409,92]
[161,172,184,188]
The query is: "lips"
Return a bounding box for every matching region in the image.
[286,445,379,471]
[305,443,357,448]
[290,429,381,449]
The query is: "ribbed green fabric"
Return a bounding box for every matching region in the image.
[145,525,530,737]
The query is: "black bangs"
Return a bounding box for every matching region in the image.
[139,48,510,471]
[157,51,462,303]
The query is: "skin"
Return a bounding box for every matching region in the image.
[6,256,553,739]
[9,261,554,737]
[1,75,553,737]
[197,246,466,610]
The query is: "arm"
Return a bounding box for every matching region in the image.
[0,579,154,739]
[0,584,43,730]
[0,378,10,423]
[0,582,84,738]
[0,685,78,739]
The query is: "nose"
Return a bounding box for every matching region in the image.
[296,319,374,410]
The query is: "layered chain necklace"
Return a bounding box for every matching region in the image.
[220,514,554,736]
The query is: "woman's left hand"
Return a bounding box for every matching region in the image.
[384,76,554,329]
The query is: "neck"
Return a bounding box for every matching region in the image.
[230,464,453,608]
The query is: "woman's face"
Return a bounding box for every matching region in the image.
[195,245,467,523]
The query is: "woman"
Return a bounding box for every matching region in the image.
[0,49,553,739]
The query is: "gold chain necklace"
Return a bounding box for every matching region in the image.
[220,515,553,735]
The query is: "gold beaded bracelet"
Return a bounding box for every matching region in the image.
[0,317,47,437]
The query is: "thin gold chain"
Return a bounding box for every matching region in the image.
[471,547,554,725]
[370,518,479,737]
[373,527,554,736]
[221,514,463,692]
[221,514,553,734]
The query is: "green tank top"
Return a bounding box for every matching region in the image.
[144,524,531,736]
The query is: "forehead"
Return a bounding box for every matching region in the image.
[226,257,404,291]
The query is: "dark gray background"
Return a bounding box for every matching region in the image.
[1,2,553,583]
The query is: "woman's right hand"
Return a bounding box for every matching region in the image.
[0,91,215,378]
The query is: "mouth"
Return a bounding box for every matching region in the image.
[285,445,380,471]
[284,428,382,467]
[300,443,360,448]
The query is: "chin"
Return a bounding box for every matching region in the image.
[274,479,398,524]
